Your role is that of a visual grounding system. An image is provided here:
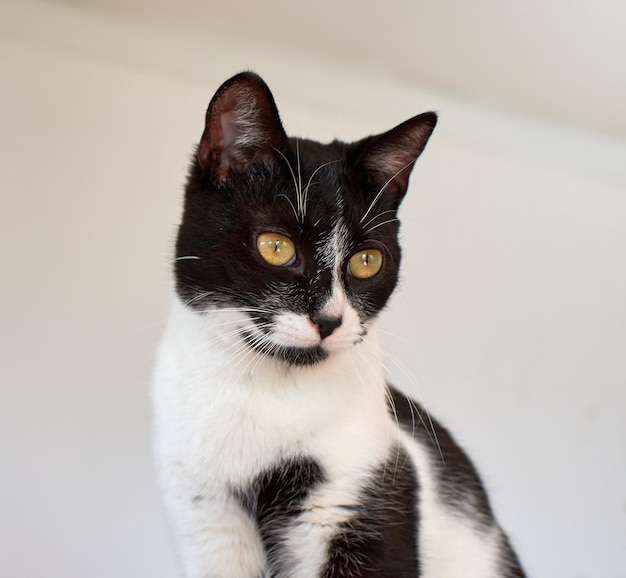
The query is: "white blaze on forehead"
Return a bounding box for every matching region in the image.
[320,219,351,318]
[315,189,348,271]
[316,225,342,272]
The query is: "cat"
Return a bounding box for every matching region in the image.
[152,71,525,578]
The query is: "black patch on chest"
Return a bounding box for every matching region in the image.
[322,448,420,578]
[234,458,325,572]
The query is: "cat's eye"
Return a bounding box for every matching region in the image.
[348,249,383,279]
[257,232,296,267]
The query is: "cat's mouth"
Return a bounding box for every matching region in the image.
[240,328,328,366]
[241,314,357,366]
[267,342,329,367]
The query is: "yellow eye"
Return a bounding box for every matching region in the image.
[348,249,383,279]
[257,232,296,267]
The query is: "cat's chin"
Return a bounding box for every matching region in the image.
[243,338,330,367]
[268,345,330,367]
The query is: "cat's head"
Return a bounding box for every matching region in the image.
[175,72,436,366]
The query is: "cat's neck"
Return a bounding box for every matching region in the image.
[162,296,386,392]
[155,297,394,479]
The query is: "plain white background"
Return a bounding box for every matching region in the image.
[1,1,625,577]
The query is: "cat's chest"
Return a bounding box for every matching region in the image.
[153,307,392,484]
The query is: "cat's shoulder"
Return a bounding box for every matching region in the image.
[386,384,494,521]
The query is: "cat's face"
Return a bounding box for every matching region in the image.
[175,72,436,366]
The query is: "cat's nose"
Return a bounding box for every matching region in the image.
[310,315,343,340]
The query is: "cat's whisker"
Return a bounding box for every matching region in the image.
[233,331,280,379]
[359,334,431,475]
[229,342,260,380]
[361,209,397,232]
[175,255,201,261]
[276,193,299,222]
[201,309,268,327]
[209,318,259,331]
[346,346,375,413]
[272,145,301,221]
[200,323,255,345]
[348,344,399,484]
[222,328,264,366]
[363,218,400,235]
[248,336,280,375]
[360,158,418,225]
[228,345,261,380]
[197,319,275,368]
[296,138,304,219]
[303,159,342,217]
[237,307,277,315]
[198,306,277,316]
[374,341,445,467]
[194,333,252,369]
[382,386,402,478]
[184,290,214,307]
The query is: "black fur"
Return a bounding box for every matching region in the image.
[170,72,525,576]
[322,448,420,578]
[174,72,436,367]
[236,458,325,575]
[387,385,526,575]
[176,137,403,365]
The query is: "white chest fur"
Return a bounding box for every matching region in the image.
[152,298,397,577]
[152,299,511,578]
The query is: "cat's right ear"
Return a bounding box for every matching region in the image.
[197,72,289,184]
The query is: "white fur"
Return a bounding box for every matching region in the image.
[397,428,503,577]
[153,297,508,577]
[153,295,394,578]
[230,87,268,150]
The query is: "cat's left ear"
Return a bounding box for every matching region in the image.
[197,72,289,184]
[355,112,437,199]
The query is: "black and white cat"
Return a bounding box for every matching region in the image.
[152,72,525,577]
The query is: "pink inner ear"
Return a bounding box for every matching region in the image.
[198,106,250,179]
[220,111,240,155]
[358,112,437,193]
[199,89,267,179]
[365,148,414,178]
[197,73,290,181]
[215,111,240,175]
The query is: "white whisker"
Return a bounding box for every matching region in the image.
[363,218,399,234]
[276,193,298,222]
[296,139,303,219]
[359,158,417,225]
[372,337,445,467]
[272,145,301,220]
[303,159,342,218]
[361,210,397,231]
